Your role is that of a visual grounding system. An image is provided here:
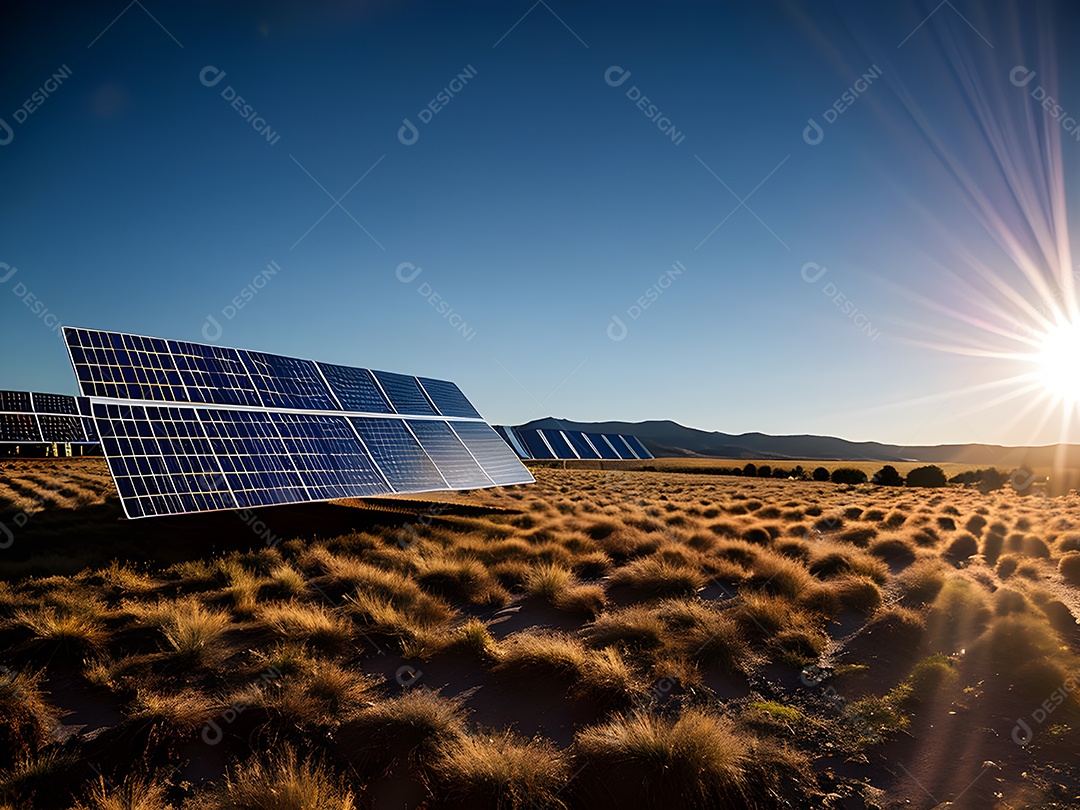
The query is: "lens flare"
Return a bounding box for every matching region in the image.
[1035,322,1080,404]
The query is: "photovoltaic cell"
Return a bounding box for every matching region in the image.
[271,413,388,500]
[417,377,482,419]
[241,351,339,411]
[373,371,437,415]
[587,433,620,459]
[407,420,493,489]
[449,421,530,485]
[318,363,394,414]
[31,393,77,414]
[169,340,263,407]
[0,391,33,412]
[541,430,577,459]
[39,415,88,443]
[604,434,637,460]
[0,413,40,442]
[66,329,189,402]
[493,425,531,459]
[349,417,448,492]
[92,402,234,519]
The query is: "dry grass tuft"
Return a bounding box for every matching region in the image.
[189,746,356,810]
[610,556,704,598]
[72,775,171,810]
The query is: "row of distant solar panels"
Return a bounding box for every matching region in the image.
[494,426,653,461]
[0,391,98,444]
[62,328,533,519]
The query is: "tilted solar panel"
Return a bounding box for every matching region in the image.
[493,425,532,459]
[540,429,577,459]
[623,435,653,460]
[517,428,555,459]
[587,432,621,459]
[0,413,40,442]
[0,390,96,444]
[0,391,32,413]
[31,393,77,415]
[373,370,438,416]
[604,434,637,460]
[564,431,601,460]
[39,415,88,443]
[63,327,533,518]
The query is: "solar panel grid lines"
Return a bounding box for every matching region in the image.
[0,389,97,444]
[492,427,654,461]
[62,327,533,518]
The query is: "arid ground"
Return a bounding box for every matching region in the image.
[1,457,1078,808]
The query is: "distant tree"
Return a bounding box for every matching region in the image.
[743,463,757,477]
[812,467,830,482]
[978,468,1009,492]
[793,465,804,478]
[757,464,772,478]
[831,467,868,485]
[906,465,947,488]
[772,467,790,478]
[872,465,904,486]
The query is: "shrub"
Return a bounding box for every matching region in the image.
[1059,551,1080,586]
[944,534,979,564]
[812,467,830,482]
[872,465,904,486]
[896,559,946,606]
[743,463,757,477]
[189,746,356,810]
[831,468,868,485]
[868,537,916,567]
[906,466,947,488]
[997,554,1019,578]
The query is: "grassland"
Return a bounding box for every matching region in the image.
[0,457,1078,808]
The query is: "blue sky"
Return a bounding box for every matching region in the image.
[3,0,1079,447]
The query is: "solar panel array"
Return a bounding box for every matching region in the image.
[0,390,98,444]
[63,328,533,519]
[494,426,653,461]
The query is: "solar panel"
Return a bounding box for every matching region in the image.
[517,428,556,459]
[623,435,653,460]
[373,370,438,415]
[563,430,601,460]
[407,419,494,489]
[448,421,534,485]
[318,363,394,414]
[604,434,637,460]
[350,417,449,492]
[418,377,482,419]
[587,432,621,459]
[62,327,533,518]
[0,413,40,442]
[540,429,577,459]
[493,425,531,459]
[0,390,96,444]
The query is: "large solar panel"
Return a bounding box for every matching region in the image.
[493,425,532,459]
[0,390,96,444]
[563,430,601,460]
[518,428,555,459]
[63,328,533,518]
[623,435,653,459]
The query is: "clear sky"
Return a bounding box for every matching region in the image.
[3,0,1080,447]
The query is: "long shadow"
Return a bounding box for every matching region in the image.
[0,497,516,580]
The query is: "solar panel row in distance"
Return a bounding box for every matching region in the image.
[0,390,97,444]
[63,327,533,519]
[494,427,653,460]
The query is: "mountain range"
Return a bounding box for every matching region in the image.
[517,418,1080,469]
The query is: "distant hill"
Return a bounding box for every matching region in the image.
[516,417,1080,469]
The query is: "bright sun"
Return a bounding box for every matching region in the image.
[1036,322,1080,403]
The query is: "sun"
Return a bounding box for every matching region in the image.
[1035,322,1080,403]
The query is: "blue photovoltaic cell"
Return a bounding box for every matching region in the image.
[197,409,309,508]
[494,425,531,459]
[241,351,339,411]
[169,340,263,407]
[271,413,388,500]
[30,393,78,415]
[92,402,235,519]
[604,434,636,460]
[541,430,577,458]
[623,435,652,459]
[564,431,601,460]
[373,371,437,416]
[586,433,620,459]
[318,362,395,414]
[349,417,448,492]
[449,422,535,486]
[0,391,33,413]
[0,413,40,442]
[417,377,482,419]
[39,415,87,443]
[407,420,493,489]
[518,429,555,459]
[65,328,189,402]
